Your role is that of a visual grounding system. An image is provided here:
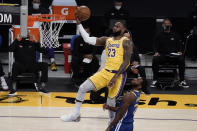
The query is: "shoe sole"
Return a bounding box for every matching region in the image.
[60,116,80,122]
[73,116,80,122]
[180,86,190,88]
[1,86,9,90]
[38,92,50,95]
[8,92,17,97]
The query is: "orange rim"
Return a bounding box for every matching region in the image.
[28,14,67,23]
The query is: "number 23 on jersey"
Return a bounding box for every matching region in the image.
[108,48,116,57]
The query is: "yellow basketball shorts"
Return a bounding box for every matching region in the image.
[89,69,127,99]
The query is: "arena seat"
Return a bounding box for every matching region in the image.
[15,73,39,83]
[14,72,40,88]
[156,63,179,90]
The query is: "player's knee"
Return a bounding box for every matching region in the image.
[78,80,94,93]
[78,84,87,93]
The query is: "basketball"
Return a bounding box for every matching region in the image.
[76,6,91,21]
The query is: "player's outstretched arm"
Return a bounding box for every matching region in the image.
[108,39,133,87]
[105,93,136,131]
[76,13,108,46]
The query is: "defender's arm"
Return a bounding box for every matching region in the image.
[106,93,136,130]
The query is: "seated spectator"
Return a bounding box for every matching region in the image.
[9,34,49,96]
[124,32,150,95]
[104,0,129,36]
[151,18,189,88]
[29,0,52,15]
[29,0,57,71]
[0,61,8,90]
[71,26,99,85]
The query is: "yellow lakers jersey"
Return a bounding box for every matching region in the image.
[105,36,128,71]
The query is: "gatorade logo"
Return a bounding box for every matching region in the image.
[61,8,69,15]
[0,13,12,23]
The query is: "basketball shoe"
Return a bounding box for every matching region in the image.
[8,82,17,96]
[0,77,8,90]
[51,62,57,71]
[35,83,50,94]
[60,113,80,122]
[179,80,189,88]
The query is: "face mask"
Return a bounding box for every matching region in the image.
[33,3,40,10]
[115,6,121,10]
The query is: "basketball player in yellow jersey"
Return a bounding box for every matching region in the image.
[60,14,133,122]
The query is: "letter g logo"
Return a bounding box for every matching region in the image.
[61,8,68,15]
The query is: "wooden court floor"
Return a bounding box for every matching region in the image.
[0,92,197,131]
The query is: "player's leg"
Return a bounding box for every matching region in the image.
[108,72,127,99]
[34,62,49,94]
[60,79,95,121]
[107,97,116,125]
[9,62,25,96]
[60,70,108,122]
[0,61,8,90]
[107,72,127,124]
[74,79,95,114]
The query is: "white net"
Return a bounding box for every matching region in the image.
[39,20,65,48]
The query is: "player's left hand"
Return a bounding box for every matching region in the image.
[108,76,118,88]
[103,103,110,111]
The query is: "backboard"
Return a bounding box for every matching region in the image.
[0,4,20,25]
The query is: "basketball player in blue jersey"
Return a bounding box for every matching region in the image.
[60,13,133,122]
[104,78,142,131]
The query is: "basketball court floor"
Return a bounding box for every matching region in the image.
[0,92,196,131]
[0,53,197,131]
[0,1,196,131]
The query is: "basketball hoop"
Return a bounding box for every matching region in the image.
[28,14,67,48]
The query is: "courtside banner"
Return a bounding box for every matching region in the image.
[0,5,20,25]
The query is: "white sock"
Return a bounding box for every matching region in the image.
[73,80,95,115]
[107,97,116,124]
[50,58,55,63]
[73,102,82,115]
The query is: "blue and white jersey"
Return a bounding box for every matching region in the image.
[116,90,140,123]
